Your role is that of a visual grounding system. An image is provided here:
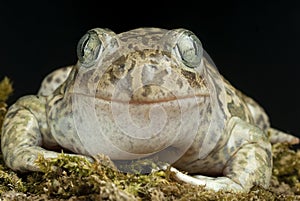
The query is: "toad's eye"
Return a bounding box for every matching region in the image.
[77,30,102,67]
[175,30,203,68]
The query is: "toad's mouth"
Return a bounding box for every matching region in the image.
[72,92,210,104]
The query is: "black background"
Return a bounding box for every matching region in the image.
[1,1,299,138]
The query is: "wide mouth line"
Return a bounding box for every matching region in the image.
[71,92,210,104]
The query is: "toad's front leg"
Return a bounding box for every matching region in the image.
[173,117,272,192]
[1,95,66,172]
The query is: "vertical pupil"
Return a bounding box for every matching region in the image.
[81,35,90,57]
[176,32,202,68]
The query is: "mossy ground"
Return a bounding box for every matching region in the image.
[0,77,299,200]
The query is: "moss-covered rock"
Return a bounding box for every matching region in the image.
[0,77,299,200]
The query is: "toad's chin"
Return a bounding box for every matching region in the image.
[70,91,208,160]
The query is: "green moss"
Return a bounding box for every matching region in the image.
[0,77,299,200]
[0,77,13,135]
[30,153,178,200]
[270,143,300,196]
[0,165,26,194]
[0,77,13,102]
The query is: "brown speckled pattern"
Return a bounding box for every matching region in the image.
[1,28,298,192]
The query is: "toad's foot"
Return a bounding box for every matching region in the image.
[268,128,299,145]
[170,117,272,192]
[170,167,244,192]
[1,95,91,172]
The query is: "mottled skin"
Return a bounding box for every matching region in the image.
[1,28,299,192]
